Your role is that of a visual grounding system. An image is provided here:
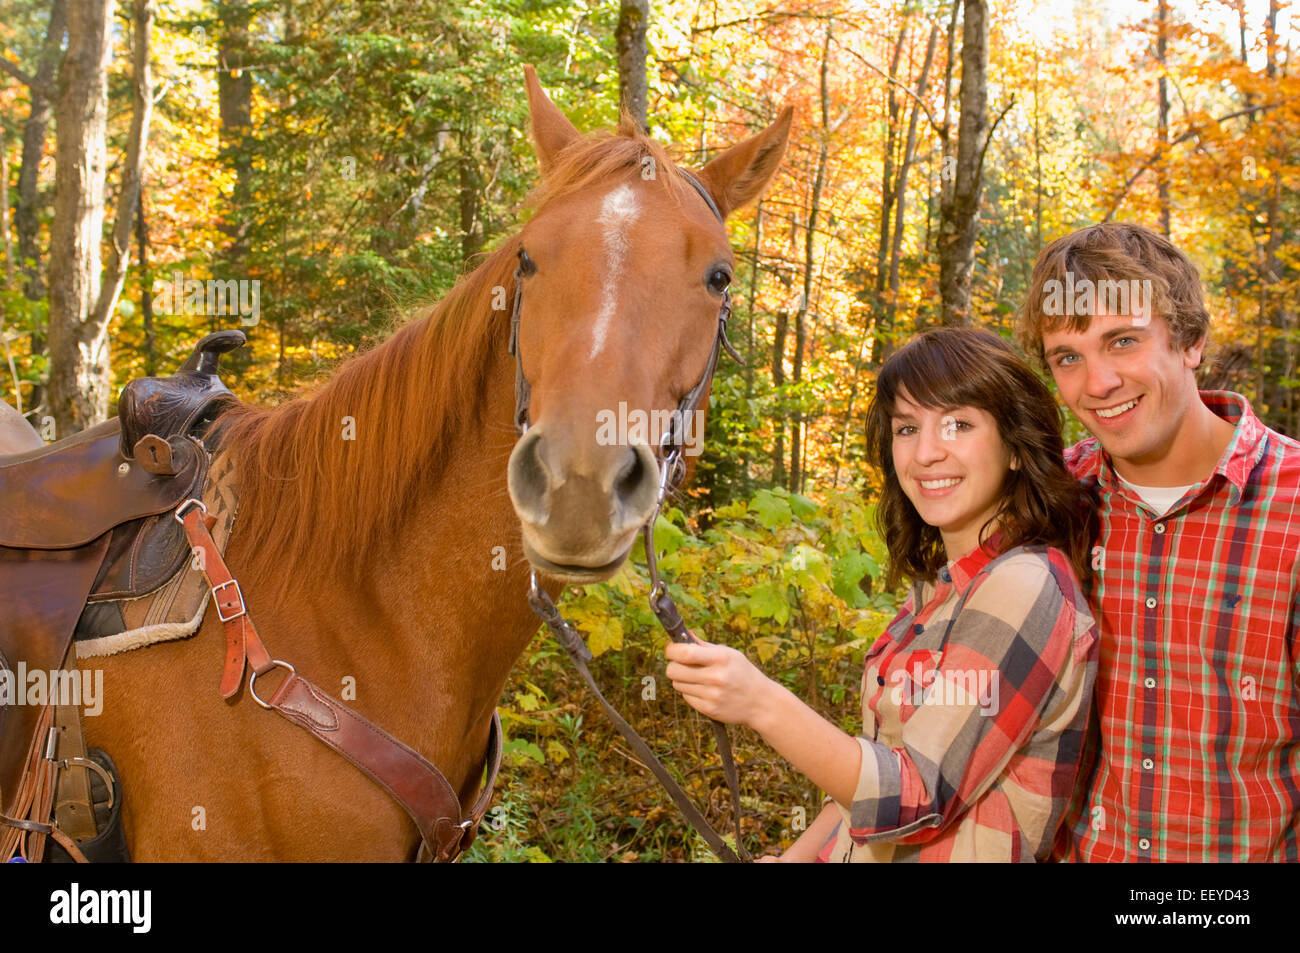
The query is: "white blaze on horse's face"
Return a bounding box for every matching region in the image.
[589,184,641,361]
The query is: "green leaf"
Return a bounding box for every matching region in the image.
[789,492,819,521]
[749,489,792,529]
[832,551,876,607]
[787,543,831,584]
[652,514,687,556]
[503,739,545,764]
[714,500,748,520]
[745,581,790,625]
[545,740,569,764]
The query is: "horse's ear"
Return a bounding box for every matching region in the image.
[696,106,794,219]
[524,64,581,176]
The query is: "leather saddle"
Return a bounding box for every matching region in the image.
[0,330,246,825]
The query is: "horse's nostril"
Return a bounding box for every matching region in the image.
[508,430,553,523]
[614,447,648,503]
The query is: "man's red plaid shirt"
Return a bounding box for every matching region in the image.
[1055,391,1300,862]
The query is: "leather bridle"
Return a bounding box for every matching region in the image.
[511,169,752,863]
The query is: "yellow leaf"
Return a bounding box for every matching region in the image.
[586,615,624,658]
[546,740,569,764]
[754,635,785,664]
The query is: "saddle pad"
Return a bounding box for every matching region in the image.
[74,451,239,659]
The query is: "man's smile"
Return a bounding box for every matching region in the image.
[1089,395,1142,423]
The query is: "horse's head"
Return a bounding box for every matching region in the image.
[507,66,790,583]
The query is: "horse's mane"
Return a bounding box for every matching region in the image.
[216,116,690,583]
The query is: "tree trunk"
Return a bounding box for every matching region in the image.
[1,125,12,290]
[875,22,938,365]
[772,309,788,486]
[890,25,938,306]
[745,198,763,401]
[47,0,153,435]
[135,188,155,377]
[13,0,67,304]
[1156,0,1171,237]
[12,0,67,417]
[937,0,987,326]
[458,133,482,263]
[217,0,254,261]
[615,0,649,132]
[875,18,908,300]
[46,0,113,435]
[791,20,833,492]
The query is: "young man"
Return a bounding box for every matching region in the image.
[1017,222,1300,862]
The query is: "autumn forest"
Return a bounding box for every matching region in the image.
[1,0,1297,861]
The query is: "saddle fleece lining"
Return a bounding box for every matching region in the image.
[75,452,238,660]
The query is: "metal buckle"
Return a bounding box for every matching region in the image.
[212,579,246,622]
[174,497,207,524]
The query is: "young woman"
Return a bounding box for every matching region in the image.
[665,327,1099,861]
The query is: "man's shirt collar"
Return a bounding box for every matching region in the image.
[1065,390,1267,509]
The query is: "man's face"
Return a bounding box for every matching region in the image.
[1041,313,1205,472]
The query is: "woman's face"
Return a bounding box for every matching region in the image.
[889,386,1017,561]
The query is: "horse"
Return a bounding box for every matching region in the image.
[76,66,791,860]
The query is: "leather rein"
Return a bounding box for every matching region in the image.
[511,169,752,863]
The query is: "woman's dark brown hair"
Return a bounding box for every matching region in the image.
[864,327,1096,589]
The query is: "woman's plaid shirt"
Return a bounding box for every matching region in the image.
[1054,391,1300,862]
[816,542,1098,862]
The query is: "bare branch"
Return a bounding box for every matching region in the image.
[0,55,47,96]
[976,96,1016,180]
[833,36,943,135]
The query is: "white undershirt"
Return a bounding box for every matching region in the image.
[1116,475,1196,516]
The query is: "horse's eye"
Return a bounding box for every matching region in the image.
[517,247,537,277]
[707,269,731,294]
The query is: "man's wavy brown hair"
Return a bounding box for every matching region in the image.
[1016,222,1211,365]
[865,327,1097,589]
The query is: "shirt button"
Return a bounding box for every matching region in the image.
[1142,758,1154,770]
[913,623,924,635]
[1138,838,1151,851]
[1145,597,1157,609]
[877,675,885,686]
[1144,677,1156,689]
[939,568,951,583]
[1154,522,1165,534]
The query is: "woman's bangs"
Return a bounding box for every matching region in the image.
[878,335,989,416]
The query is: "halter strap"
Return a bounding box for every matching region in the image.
[679,168,724,223]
